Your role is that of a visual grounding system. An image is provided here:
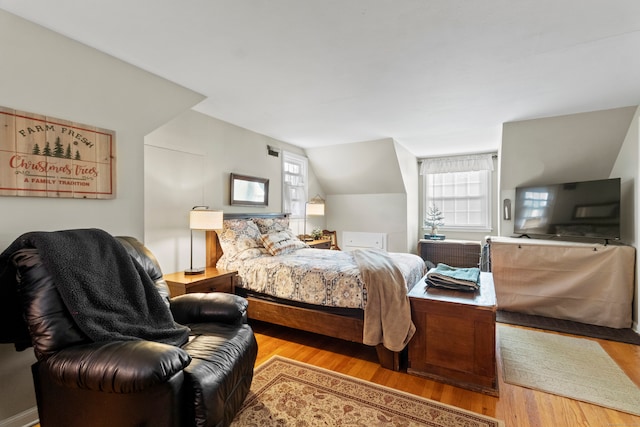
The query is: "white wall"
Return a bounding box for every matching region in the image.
[307,138,406,195]
[610,106,640,332]
[500,106,639,331]
[326,193,408,253]
[307,138,417,253]
[0,11,202,426]
[144,127,422,272]
[144,109,319,274]
[394,141,420,252]
[500,106,636,236]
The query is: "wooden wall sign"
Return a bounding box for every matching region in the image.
[0,107,116,199]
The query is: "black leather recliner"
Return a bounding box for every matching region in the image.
[1,233,258,427]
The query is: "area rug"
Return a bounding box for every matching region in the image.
[498,324,640,416]
[231,356,505,426]
[497,310,640,345]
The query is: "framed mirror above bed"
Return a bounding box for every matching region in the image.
[230,173,269,207]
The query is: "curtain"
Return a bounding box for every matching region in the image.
[420,153,494,175]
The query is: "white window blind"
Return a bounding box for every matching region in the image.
[282,151,308,219]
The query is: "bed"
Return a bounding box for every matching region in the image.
[204,213,426,370]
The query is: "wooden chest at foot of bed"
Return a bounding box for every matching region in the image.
[407,272,498,396]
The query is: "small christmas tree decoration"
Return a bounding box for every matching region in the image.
[424,205,445,235]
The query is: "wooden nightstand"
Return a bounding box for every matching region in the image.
[306,239,331,249]
[164,267,237,297]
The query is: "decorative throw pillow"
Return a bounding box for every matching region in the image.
[254,217,290,235]
[216,247,267,270]
[260,230,307,256]
[217,219,262,259]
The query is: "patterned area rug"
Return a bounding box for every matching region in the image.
[499,324,640,416]
[231,356,505,426]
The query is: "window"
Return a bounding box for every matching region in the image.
[420,154,494,232]
[424,170,491,230]
[282,151,308,218]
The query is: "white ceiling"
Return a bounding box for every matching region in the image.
[1,1,639,157]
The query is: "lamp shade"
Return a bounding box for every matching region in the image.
[306,202,325,216]
[189,210,223,230]
[306,194,325,216]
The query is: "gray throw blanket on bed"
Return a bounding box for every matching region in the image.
[352,248,415,352]
[0,229,189,347]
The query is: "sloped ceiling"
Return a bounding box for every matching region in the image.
[306,139,406,195]
[0,1,639,157]
[501,106,638,189]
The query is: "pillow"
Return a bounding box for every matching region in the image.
[260,230,307,256]
[254,217,290,235]
[217,219,262,259]
[236,247,267,259]
[217,247,267,270]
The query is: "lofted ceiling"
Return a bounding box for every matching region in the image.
[1,1,639,157]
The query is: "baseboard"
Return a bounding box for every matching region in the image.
[0,407,38,427]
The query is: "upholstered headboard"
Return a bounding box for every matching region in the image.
[205,212,290,267]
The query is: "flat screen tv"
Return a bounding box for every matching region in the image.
[513,177,621,241]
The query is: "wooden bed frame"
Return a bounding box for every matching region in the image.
[205,213,403,370]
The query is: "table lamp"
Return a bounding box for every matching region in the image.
[186,206,223,275]
[304,195,325,241]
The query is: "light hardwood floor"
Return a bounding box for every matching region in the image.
[32,320,640,427]
[251,320,640,427]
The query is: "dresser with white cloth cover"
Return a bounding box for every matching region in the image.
[487,236,635,329]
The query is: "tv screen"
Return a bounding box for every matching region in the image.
[513,177,621,241]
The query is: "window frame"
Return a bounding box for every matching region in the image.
[281,151,308,219]
[423,169,492,232]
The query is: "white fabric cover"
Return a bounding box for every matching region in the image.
[489,236,635,328]
[420,153,494,174]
